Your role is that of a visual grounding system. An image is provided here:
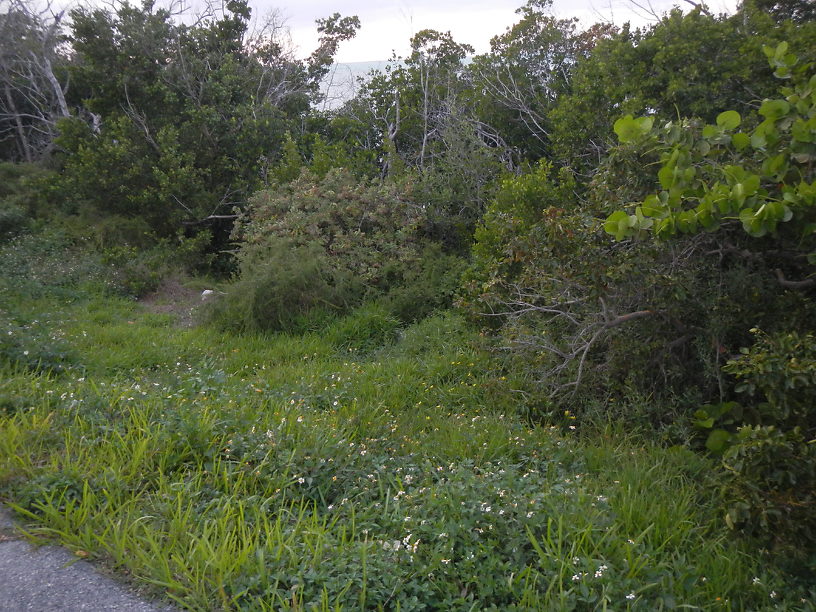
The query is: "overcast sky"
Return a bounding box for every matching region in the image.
[260,0,741,63]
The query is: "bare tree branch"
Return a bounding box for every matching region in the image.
[775,269,816,290]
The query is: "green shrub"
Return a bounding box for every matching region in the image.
[220,169,434,332]
[381,243,467,323]
[101,232,212,298]
[699,330,816,554]
[0,229,117,299]
[206,242,360,333]
[0,162,55,219]
[236,168,423,290]
[0,203,28,240]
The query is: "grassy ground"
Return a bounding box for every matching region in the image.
[0,237,811,610]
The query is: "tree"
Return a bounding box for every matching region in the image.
[54,0,359,242]
[743,0,816,23]
[549,6,815,175]
[0,0,70,162]
[470,0,613,162]
[605,42,815,266]
[602,45,816,548]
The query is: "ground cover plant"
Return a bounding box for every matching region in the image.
[3,0,816,608]
[1,236,813,610]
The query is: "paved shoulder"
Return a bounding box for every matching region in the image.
[0,505,175,612]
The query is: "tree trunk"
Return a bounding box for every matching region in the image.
[4,83,32,162]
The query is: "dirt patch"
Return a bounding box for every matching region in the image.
[138,277,205,328]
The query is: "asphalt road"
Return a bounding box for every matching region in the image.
[0,504,175,612]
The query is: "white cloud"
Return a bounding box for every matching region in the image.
[256,0,741,62]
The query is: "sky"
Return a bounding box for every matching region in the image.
[262,0,742,63]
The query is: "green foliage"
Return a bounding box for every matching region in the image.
[0,162,55,233]
[694,330,816,552]
[1,278,810,608]
[206,242,359,333]
[322,303,401,354]
[746,0,816,24]
[0,310,77,375]
[468,160,579,291]
[101,233,212,298]
[612,115,654,144]
[0,202,27,241]
[467,126,816,441]
[467,161,675,410]
[271,132,304,184]
[237,169,422,287]
[727,330,816,428]
[220,168,431,332]
[381,243,467,323]
[45,0,360,255]
[598,43,816,557]
[605,43,815,243]
[0,229,117,299]
[549,8,816,174]
[470,0,612,161]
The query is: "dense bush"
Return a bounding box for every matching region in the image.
[237,169,423,287]
[322,303,401,354]
[0,162,56,238]
[206,242,360,333]
[694,330,816,557]
[381,243,468,323]
[465,41,816,446]
[596,45,816,558]
[215,168,449,332]
[464,161,719,421]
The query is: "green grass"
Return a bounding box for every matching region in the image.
[0,254,812,609]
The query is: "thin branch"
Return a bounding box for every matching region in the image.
[775,269,816,290]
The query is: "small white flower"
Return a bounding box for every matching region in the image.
[626,593,635,600]
[770,591,777,599]
[753,577,761,585]
[572,574,581,581]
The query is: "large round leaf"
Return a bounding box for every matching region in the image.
[716,110,741,131]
